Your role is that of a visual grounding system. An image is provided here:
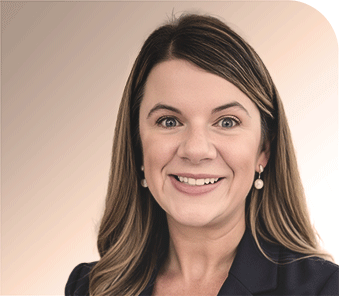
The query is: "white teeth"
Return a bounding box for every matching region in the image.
[196,179,205,186]
[177,176,219,186]
[188,178,195,185]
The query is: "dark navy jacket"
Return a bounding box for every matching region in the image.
[65,228,338,295]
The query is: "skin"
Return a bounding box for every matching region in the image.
[139,59,269,295]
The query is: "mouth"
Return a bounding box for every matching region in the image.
[171,175,223,186]
[169,174,224,196]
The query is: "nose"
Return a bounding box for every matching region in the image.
[177,125,217,164]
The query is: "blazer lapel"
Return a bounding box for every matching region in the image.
[218,273,253,295]
[218,228,279,295]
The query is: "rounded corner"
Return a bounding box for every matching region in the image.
[294,0,338,46]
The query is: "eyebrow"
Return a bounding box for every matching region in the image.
[147,101,250,118]
[212,102,251,117]
[147,103,182,118]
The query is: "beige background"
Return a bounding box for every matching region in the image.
[1,1,338,295]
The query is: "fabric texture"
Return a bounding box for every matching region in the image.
[65,228,339,295]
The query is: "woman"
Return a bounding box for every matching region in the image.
[65,14,338,296]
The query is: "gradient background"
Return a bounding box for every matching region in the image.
[1,1,338,295]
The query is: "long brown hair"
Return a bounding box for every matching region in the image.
[89,14,331,296]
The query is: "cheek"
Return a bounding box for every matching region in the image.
[141,133,177,180]
[220,135,260,179]
[140,133,179,208]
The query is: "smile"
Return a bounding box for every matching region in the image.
[170,174,223,196]
[175,175,220,186]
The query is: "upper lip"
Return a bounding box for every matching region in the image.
[170,173,223,179]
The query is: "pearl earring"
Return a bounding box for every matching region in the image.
[254,165,264,189]
[141,165,148,188]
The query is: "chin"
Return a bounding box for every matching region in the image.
[167,209,222,228]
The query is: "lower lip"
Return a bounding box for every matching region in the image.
[170,176,222,196]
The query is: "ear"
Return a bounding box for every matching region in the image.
[256,141,270,172]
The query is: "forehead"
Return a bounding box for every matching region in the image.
[141,59,259,115]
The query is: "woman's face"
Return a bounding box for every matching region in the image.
[139,59,269,228]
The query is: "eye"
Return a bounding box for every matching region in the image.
[217,117,239,128]
[157,117,181,128]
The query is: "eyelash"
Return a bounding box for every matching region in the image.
[156,116,182,128]
[214,116,240,128]
[156,116,240,129]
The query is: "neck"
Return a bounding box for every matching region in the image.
[162,215,246,282]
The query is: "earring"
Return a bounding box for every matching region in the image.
[254,165,264,189]
[141,165,148,188]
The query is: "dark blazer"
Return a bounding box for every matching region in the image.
[65,228,338,295]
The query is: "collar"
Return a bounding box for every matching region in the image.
[219,228,279,295]
[140,228,280,296]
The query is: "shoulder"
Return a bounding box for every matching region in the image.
[276,254,339,295]
[233,229,338,295]
[65,262,97,296]
[254,229,339,295]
